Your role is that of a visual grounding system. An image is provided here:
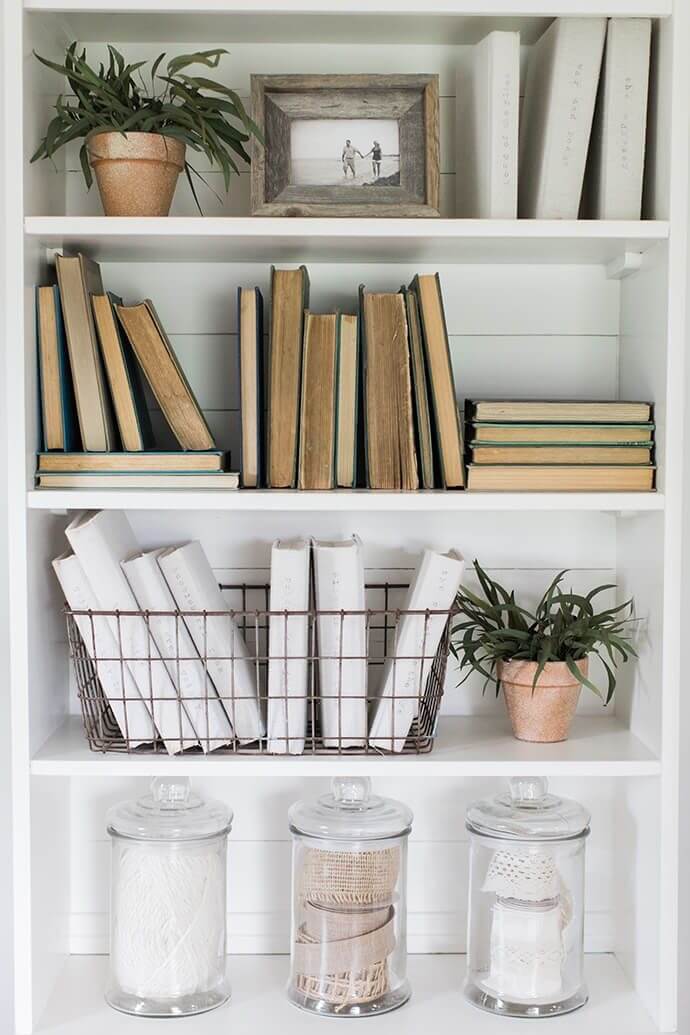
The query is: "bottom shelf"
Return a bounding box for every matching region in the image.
[38,954,657,1034]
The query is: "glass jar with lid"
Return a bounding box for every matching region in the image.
[106,777,232,1017]
[288,776,413,1017]
[465,777,590,1018]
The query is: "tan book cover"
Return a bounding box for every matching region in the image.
[471,422,654,444]
[298,312,338,490]
[115,300,214,451]
[335,313,359,489]
[467,464,655,491]
[471,445,652,464]
[38,451,226,473]
[471,400,652,422]
[268,266,309,487]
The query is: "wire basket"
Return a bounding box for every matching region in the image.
[64,582,454,755]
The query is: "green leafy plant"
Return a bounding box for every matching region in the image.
[31,43,263,212]
[451,560,637,703]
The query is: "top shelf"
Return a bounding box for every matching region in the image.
[26,217,669,265]
[23,3,672,46]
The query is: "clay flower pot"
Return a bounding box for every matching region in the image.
[87,132,186,217]
[498,658,588,743]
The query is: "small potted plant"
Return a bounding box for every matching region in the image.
[31,44,262,217]
[451,561,637,743]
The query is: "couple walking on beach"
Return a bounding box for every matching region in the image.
[342,139,383,179]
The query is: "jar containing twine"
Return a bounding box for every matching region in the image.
[106,777,232,1017]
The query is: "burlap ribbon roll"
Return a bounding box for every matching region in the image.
[300,846,400,907]
[294,909,396,975]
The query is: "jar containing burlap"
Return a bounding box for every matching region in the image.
[465,777,590,1019]
[288,777,412,1017]
[105,778,232,1017]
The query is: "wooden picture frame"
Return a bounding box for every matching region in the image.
[250,74,440,218]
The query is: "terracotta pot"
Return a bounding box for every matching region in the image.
[87,132,186,217]
[498,658,588,743]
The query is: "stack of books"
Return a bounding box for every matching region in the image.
[456,17,652,219]
[465,400,655,491]
[35,253,237,489]
[239,267,464,491]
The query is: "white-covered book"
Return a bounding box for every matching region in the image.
[518,17,607,218]
[584,18,651,219]
[122,548,235,751]
[65,510,197,754]
[313,536,368,748]
[456,31,520,218]
[267,538,310,754]
[369,548,465,753]
[157,541,265,742]
[52,551,156,747]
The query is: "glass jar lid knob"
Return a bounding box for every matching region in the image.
[151,777,191,808]
[509,776,548,805]
[332,776,371,805]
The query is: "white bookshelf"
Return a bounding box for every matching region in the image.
[3,2,689,1035]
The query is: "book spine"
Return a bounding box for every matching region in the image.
[158,542,265,742]
[313,536,368,748]
[267,540,310,754]
[122,550,236,751]
[487,32,520,218]
[53,553,157,748]
[65,510,192,755]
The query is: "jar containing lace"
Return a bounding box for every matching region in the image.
[106,778,232,1017]
[288,777,412,1017]
[465,777,590,1018]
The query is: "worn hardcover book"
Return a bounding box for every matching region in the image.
[53,551,156,747]
[65,510,193,754]
[470,400,652,422]
[361,287,419,491]
[36,285,80,451]
[238,286,265,488]
[158,540,265,742]
[115,300,214,451]
[37,472,238,489]
[584,18,652,219]
[38,450,228,472]
[402,286,435,489]
[470,422,655,443]
[369,548,465,752]
[467,464,655,491]
[122,548,235,751]
[518,18,607,218]
[313,536,368,748]
[456,30,520,218]
[56,253,118,451]
[92,293,154,452]
[410,274,464,488]
[267,538,311,754]
[298,311,338,490]
[470,444,653,464]
[335,313,359,489]
[268,266,310,487]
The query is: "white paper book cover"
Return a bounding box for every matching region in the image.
[369,548,464,753]
[122,549,235,751]
[64,510,195,754]
[267,538,310,754]
[313,536,368,748]
[157,540,265,742]
[456,31,520,218]
[518,18,606,219]
[584,18,651,219]
[52,552,156,747]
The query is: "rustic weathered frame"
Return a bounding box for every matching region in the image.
[250,74,440,218]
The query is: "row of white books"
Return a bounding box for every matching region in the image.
[456,17,652,219]
[53,511,465,754]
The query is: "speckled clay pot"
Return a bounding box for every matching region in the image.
[498,658,587,743]
[87,132,185,217]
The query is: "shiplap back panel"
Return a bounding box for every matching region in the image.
[68,774,615,955]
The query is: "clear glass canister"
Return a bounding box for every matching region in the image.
[465,777,590,1018]
[288,777,413,1017]
[106,777,232,1017]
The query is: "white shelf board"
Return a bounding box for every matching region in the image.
[27,489,665,513]
[36,954,657,1034]
[25,217,669,265]
[31,716,661,777]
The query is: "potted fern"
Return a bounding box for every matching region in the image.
[31,44,262,216]
[451,562,637,743]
